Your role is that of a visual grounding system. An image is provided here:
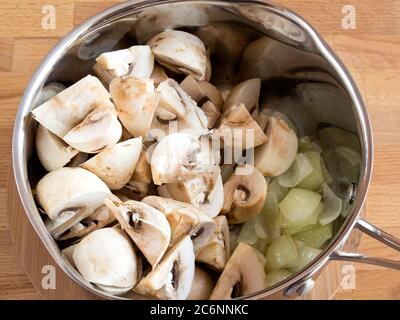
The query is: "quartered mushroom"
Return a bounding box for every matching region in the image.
[222,78,261,113]
[209,243,265,299]
[134,236,195,300]
[36,124,79,171]
[36,82,66,107]
[81,137,142,190]
[217,104,267,150]
[196,215,230,271]
[32,75,111,138]
[148,30,207,80]
[63,101,122,153]
[36,167,111,238]
[94,45,154,84]
[110,76,159,138]
[58,205,116,241]
[149,79,208,140]
[188,266,214,300]
[105,199,171,267]
[142,196,216,251]
[150,133,215,185]
[254,115,298,176]
[73,227,139,295]
[221,165,267,224]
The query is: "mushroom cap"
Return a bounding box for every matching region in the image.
[148,30,207,80]
[218,104,267,150]
[31,75,111,138]
[63,101,122,153]
[81,137,142,190]
[149,79,208,140]
[254,116,298,176]
[187,266,214,300]
[209,243,265,299]
[73,228,138,290]
[142,196,216,251]
[150,133,214,185]
[35,124,79,171]
[36,167,111,221]
[221,165,267,224]
[195,215,230,271]
[105,199,171,267]
[223,78,261,113]
[135,236,195,300]
[110,76,158,138]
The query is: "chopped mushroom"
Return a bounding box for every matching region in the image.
[209,243,265,299]
[110,76,159,138]
[254,115,298,176]
[223,78,261,113]
[221,165,267,224]
[81,137,142,190]
[134,236,195,300]
[150,64,169,85]
[31,75,111,138]
[142,196,216,251]
[35,124,78,171]
[217,104,267,150]
[188,266,214,300]
[36,167,111,238]
[148,30,207,80]
[63,101,122,153]
[105,198,171,268]
[196,215,230,271]
[73,227,139,295]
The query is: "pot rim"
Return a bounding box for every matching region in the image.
[12,0,373,299]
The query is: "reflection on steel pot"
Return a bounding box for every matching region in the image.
[13,0,400,300]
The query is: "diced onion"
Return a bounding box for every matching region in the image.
[319,183,343,225]
[265,269,293,287]
[294,223,333,249]
[277,154,313,188]
[265,235,299,271]
[297,151,325,190]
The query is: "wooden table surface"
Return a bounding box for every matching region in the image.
[0,0,399,300]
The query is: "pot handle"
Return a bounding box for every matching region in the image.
[330,218,400,270]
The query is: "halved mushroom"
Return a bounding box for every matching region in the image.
[196,215,230,271]
[81,137,142,190]
[187,266,214,300]
[254,115,298,176]
[149,79,208,140]
[105,199,171,267]
[150,64,168,85]
[180,75,223,110]
[57,205,116,241]
[35,124,79,171]
[31,75,111,138]
[221,165,267,224]
[36,167,111,238]
[150,133,215,185]
[142,196,216,251]
[94,45,154,84]
[209,243,265,299]
[73,227,138,295]
[222,78,261,113]
[148,30,207,80]
[110,76,159,138]
[63,101,122,153]
[134,236,195,300]
[217,104,267,150]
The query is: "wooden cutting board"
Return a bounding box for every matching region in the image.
[1,0,400,299]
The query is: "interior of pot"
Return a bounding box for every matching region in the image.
[16,0,371,299]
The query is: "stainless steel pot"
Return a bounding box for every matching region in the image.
[12,0,400,300]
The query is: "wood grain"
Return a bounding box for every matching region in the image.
[0,0,399,300]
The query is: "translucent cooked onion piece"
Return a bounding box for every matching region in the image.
[289,242,322,273]
[319,183,343,225]
[298,136,314,153]
[281,201,324,235]
[279,188,321,225]
[259,191,281,244]
[268,178,288,202]
[265,269,292,287]
[293,223,333,249]
[265,234,299,272]
[297,151,325,190]
[237,216,259,245]
[277,154,313,188]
